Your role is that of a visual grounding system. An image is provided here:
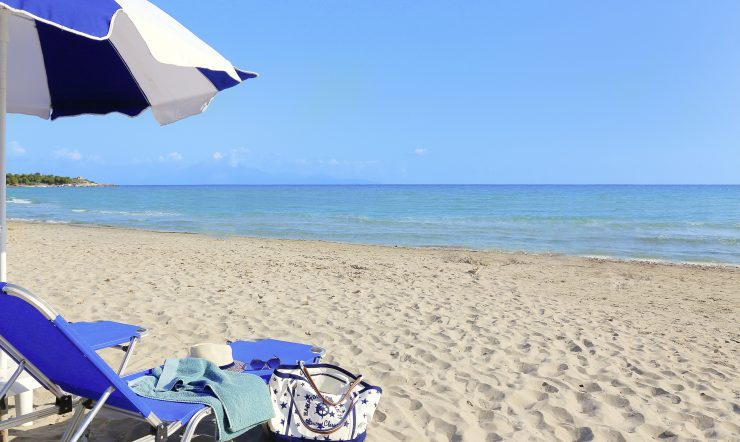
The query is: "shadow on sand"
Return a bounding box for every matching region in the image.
[3,405,271,441]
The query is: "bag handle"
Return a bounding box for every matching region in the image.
[299,361,364,407]
[289,384,358,435]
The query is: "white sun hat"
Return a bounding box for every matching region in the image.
[188,343,245,372]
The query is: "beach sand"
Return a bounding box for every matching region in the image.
[2,221,739,441]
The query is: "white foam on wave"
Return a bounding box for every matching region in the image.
[7,198,32,204]
[8,217,69,224]
[97,210,180,217]
[71,209,87,213]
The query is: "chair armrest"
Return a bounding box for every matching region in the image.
[69,321,148,351]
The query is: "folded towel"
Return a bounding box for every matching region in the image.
[129,358,273,441]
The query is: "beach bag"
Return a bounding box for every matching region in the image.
[267,362,382,441]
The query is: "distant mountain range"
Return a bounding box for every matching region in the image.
[97,163,376,185]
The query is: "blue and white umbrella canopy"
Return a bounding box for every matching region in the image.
[0,0,256,124]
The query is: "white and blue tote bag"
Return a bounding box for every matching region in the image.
[268,362,382,441]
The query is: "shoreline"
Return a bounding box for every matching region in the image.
[8,218,740,270]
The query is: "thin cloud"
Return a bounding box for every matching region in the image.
[159,151,183,162]
[53,148,83,161]
[414,148,428,156]
[211,147,250,167]
[317,158,379,167]
[10,141,26,156]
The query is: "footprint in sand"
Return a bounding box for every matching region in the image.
[603,393,630,409]
[544,405,575,424]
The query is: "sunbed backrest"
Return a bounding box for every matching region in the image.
[0,283,154,418]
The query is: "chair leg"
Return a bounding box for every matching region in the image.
[180,407,213,442]
[130,421,184,442]
[68,387,115,442]
[81,425,92,442]
[61,404,86,442]
[0,395,8,442]
[117,337,139,375]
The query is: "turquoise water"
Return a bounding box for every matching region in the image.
[7,185,740,264]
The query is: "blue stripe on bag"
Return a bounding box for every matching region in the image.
[272,434,367,442]
[284,388,295,435]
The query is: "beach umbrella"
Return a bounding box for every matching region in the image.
[0,0,257,281]
[0,0,255,418]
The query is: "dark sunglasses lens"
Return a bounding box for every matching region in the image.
[267,357,281,369]
[249,359,266,370]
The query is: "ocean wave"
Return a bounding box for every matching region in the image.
[71,209,88,213]
[7,198,32,204]
[636,235,740,246]
[97,210,181,217]
[9,217,69,224]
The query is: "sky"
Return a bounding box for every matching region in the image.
[7,1,740,184]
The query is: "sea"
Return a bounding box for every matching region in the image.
[7,185,740,265]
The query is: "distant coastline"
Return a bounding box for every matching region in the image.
[10,183,115,188]
[6,173,113,187]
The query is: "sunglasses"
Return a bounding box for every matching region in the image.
[249,357,281,371]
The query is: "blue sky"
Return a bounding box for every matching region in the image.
[8,1,740,184]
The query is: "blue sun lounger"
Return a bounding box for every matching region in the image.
[0,283,323,441]
[1,319,147,419]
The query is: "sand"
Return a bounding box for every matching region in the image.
[1,221,739,441]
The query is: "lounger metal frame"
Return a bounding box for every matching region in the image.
[0,284,215,442]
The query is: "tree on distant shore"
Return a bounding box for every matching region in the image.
[6,173,95,186]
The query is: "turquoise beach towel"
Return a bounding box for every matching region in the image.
[129,358,273,441]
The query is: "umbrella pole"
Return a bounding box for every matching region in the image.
[0,7,10,442]
[0,7,7,283]
[0,14,9,437]
[0,13,33,431]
